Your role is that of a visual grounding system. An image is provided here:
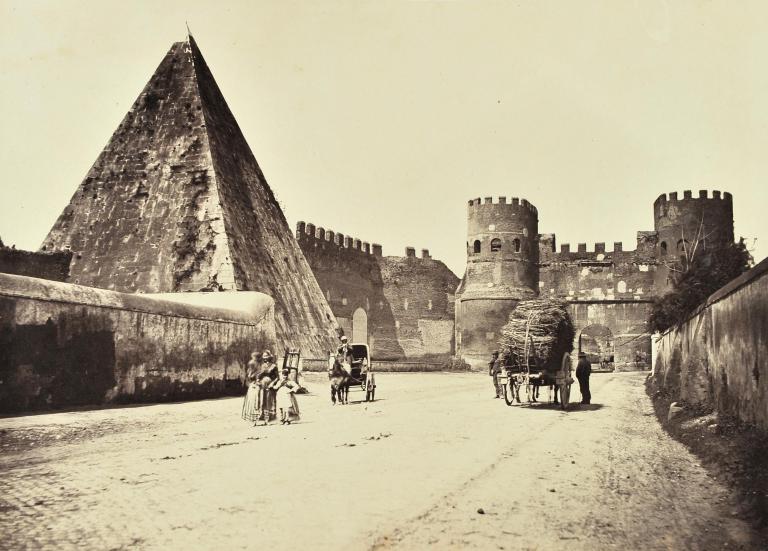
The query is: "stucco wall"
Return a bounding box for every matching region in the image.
[652,257,768,430]
[0,273,275,413]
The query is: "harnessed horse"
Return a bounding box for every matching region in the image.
[328,354,351,405]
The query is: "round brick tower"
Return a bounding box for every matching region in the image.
[653,190,734,289]
[455,196,539,368]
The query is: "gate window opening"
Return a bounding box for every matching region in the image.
[473,240,481,253]
[490,238,502,252]
[513,238,521,253]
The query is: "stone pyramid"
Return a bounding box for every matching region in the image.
[43,35,339,356]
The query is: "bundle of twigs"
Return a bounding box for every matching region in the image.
[499,299,575,369]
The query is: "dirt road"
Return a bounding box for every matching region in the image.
[0,372,761,550]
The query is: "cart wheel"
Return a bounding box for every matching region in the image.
[560,352,572,410]
[503,378,517,406]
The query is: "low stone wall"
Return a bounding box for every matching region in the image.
[0,273,275,413]
[301,358,468,373]
[652,257,768,430]
[0,247,71,282]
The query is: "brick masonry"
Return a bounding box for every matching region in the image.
[296,223,459,360]
[456,192,735,368]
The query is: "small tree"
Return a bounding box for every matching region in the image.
[649,236,753,332]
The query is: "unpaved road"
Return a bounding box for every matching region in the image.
[0,372,761,550]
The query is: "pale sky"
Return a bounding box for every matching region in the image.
[1,0,766,276]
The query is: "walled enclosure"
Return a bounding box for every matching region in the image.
[296,223,459,360]
[40,36,338,358]
[652,257,768,430]
[0,242,71,282]
[456,191,735,369]
[0,273,275,413]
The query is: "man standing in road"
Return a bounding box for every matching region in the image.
[576,352,592,405]
[489,351,502,399]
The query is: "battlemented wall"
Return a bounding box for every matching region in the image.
[297,222,459,360]
[0,273,275,413]
[456,190,736,370]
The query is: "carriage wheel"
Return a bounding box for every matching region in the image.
[503,377,518,406]
[559,383,571,410]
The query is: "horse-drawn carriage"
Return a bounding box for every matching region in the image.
[497,299,575,410]
[329,343,376,404]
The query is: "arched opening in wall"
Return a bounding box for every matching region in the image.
[512,238,521,253]
[660,242,667,255]
[490,238,502,252]
[578,324,614,370]
[677,239,689,253]
[473,240,481,254]
[352,307,368,344]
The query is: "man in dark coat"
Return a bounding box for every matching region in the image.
[489,351,502,398]
[576,352,592,404]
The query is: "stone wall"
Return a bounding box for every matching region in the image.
[652,256,768,430]
[539,233,658,368]
[0,273,275,413]
[297,223,459,360]
[0,245,71,282]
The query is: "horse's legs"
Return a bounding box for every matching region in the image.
[331,385,337,404]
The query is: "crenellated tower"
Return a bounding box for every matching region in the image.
[653,190,734,288]
[455,196,539,367]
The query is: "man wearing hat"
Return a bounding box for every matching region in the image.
[337,336,353,373]
[575,352,592,405]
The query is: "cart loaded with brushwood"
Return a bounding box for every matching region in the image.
[497,299,576,410]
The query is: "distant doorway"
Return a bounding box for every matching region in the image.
[578,324,614,368]
[352,307,368,344]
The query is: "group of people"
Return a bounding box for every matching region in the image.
[487,349,593,405]
[241,350,301,426]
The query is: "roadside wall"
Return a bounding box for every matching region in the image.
[653,257,768,430]
[0,273,275,413]
[301,358,469,373]
[0,246,71,282]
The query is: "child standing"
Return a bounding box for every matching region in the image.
[271,369,301,424]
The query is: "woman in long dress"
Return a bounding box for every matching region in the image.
[241,352,260,424]
[271,368,301,424]
[255,350,279,425]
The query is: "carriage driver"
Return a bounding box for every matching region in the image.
[337,336,354,373]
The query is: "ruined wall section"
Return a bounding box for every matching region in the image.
[296,222,459,359]
[42,41,234,293]
[379,253,459,358]
[0,273,275,413]
[0,244,71,282]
